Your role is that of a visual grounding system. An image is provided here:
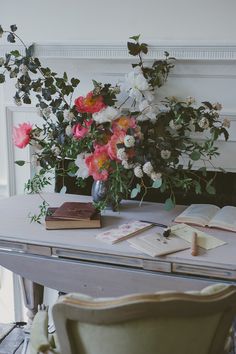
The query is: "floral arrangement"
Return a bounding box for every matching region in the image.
[0,25,230,220]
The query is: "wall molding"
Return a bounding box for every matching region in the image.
[1,41,236,61]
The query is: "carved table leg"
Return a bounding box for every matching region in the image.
[19,276,44,331]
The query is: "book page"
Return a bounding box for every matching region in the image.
[171,224,226,250]
[209,206,236,232]
[174,204,220,226]
[128,233,190,257]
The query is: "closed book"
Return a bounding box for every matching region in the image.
[52,202,98,220]
[45,208,101,230]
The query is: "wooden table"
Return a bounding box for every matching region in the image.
[0,193,236,324]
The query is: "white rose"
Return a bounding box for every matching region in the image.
[161,150,171,159]
[198,117,209,129]
[213,102,222,111]
[75,153,89,179]
[92,106,118,124]
[124,135,135,148]
[143,161,153,176]
[122,160,133,169]
[117,148,128,161]
[134,165,143,178]
[63,110,75,122]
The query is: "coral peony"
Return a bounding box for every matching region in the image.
[112,116,136,132]
[75,91,106,114]
[13,122,32,148]
[85,145,110,181]
[107,130,126,160]
[72,123,89,140]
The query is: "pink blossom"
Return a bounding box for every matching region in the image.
[74,91,106,114]
[112,116,136,132]
[85,145,110,181]
[72,123,89,140]
[107,130,126,160]
[13,122,33,148]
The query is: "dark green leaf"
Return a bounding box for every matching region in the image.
[15,160,26,166]
[71,78,80,87]
[164,198,175,211]
[129,34,140,42]
[7,33,15,43]
[25,44,34,57]
[130,188,139,198]
[0,25,3,37]
[10,24,17,32]
[190,150,201,161]
[0,74,5,83]
[206,184,216,195]
[10,50,20,57]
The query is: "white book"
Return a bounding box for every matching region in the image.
[174,204,236,232]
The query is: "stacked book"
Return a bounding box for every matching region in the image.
[45,202,101,230]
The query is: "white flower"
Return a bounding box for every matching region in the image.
[123,68,150,102]
[161,150,171,159]
[222,118,230,128]
[63,110,75,122]
[42,107,52,118]
[122,160,133,169]
[138,100,158,122]
[117,148,128,161]
[19,64,28,75]
[134,165,143,178]
[65,125,72,136]
[0,57,4,66]
[151,172,162,181]
[124,135,135,148]
[92,106,118,124]
[198,117,209,129]
[143,161,153,176]
[212,102,222,111]
[75,153,89,179]
[169,119,182,130]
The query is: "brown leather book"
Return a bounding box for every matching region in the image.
[52,202,98,220]
[45,207,101,230]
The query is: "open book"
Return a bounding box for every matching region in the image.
[174,204,236,232]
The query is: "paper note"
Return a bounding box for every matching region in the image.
[171,224,226,250]
[96,221,153,244]
[128,233,190,257]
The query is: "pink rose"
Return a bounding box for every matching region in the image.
[74,91,106,114]
[85,145,110,181]
[72,123,89,140]
[13,122,33,148]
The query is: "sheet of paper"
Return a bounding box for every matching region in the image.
[128,233,190,257]
[96,221,152,244]
[171,224,226,250]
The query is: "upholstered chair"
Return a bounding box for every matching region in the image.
[30,284,236,354]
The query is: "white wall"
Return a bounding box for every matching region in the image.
[1,0,236,42]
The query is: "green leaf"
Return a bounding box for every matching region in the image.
[194,181,201,194]
[0,25,3,37]
[71,78,80,87]
[25,44,34,57]
[130,188,139,198]
[127,42,141,56]
[63,72,68,81]
[10,50,20,57]
[10,24,17,32]
[7,33,15,43]
[60,186,67,194]
[190,150,201,161]
[15,160,26,166]
[129,34,140,42]
[206,184,216,195]
[164,198,175,211]
[152,178,162,188]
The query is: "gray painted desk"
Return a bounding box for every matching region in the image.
[0,193,235,323]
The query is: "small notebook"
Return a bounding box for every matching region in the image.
[170,224,226,250]
[128,233,190,257]
[96,221,153,244]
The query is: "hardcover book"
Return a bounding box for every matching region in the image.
[52,202,98,220]
[45,207,101,230]
[174,204,236,232]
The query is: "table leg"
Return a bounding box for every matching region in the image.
[19,277,44,330]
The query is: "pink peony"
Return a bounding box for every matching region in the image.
[112,116,136,132]
[85,145,110,181]
[107,130,126,160]
[13,122,33,148]
[72,123,89,140]
[74,91,106,114]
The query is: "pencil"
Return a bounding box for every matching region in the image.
[191,232,198,256]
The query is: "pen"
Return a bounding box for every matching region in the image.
[139,220,168,228]
[191,232,198,256]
